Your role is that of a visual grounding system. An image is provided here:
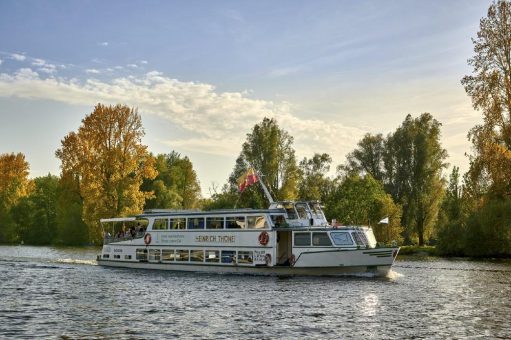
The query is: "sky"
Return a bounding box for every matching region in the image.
[0,0,491,196]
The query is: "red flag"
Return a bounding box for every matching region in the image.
[237,168,258,192]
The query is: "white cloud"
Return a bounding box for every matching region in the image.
[127,64,138,68]
[140,60,148,65]
[32,58,46,66]
[10,53,26,61]
[0,59,2,65]
[0,69,366,166]
[86,68,101,74]
[99,42,109,46]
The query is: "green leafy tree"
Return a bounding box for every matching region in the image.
[228,117,298,207]
[436,167,466,255]
[13,174,59,245]
[55,173,88,245]
[143,152,201,210]
[297,153,333,201]
[386,114,447,245]
[324,174,403,244]
[342,133,386,182]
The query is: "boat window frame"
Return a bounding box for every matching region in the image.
[205,250,220,263]
[176,249,190,261]
[247,215,268,229]
[206,216,225,229]
[312,232,333,246]
[187,217,205,230]
[190,249,204,262]
[152,218,168,230]
[162,249,176,261]
[330,232,354,246]
[294,232,311,246]
[226,216,245,229]
[237,251,253,264]
[170,217,186,230]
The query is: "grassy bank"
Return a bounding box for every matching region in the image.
[398,245,438,257]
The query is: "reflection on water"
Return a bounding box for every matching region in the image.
[1,246,511,339]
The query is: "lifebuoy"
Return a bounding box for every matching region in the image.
[144,233,152,245]
[258,231,269,246]
[289,254,296,267]
[265,253,272,266]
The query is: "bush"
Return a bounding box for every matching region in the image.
[463,199,511,257]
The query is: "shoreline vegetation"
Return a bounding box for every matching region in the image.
[0,1,510,258]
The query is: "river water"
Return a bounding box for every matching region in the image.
[1,246,510,339]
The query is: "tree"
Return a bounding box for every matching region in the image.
[56,103,157,243]
[229,117,298,207]
[436,167,465,255]
[0,153,32,243]
[55,173,88,245]
[342,133,386,182]
[297,153,333,201]
[384,114,448,245]
[143,152,201,210]
[461,0,511,199]
[324,174,403,244]
[13,174,59,245]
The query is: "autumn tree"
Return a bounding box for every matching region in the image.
[228,118,298,207]
[0,153,32,243]
[462,0,511,199]
[56,104,156,243]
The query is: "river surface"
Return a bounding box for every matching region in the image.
[1,246,510,339]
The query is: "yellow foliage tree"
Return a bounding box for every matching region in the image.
[56,104,157,242]
[0,153,32,209]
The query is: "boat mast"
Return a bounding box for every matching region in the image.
[256,172,275,204]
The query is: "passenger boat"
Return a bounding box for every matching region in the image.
[97,172,400,276]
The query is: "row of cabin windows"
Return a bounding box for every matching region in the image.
[151,215,268,231]
[294,231,369,247]
[136,249,254,264]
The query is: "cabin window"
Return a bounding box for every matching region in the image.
[206,217,224,229]
[226,216,245,229]
[124,255,132,260]
[188,217,204,229]
[358,232,369,245]
[309,202,323,219]
[295,203,308,219]
[247,215,268,229]
[352,232,367,246]
[205,250,220,263]
[237,251,253,264]
[149,249,161,261]
[162,249,176,261]
[114,254,121,259]
[152,218,168,230]
[190,250,204,262]
[330,232,354,246]
[283,203,298,219]
[221,250,236,263]
[312,232,332,246]
[103,254,110,259]
[294,232,311,246]
[176,249,189,261]
[170,218,186,229]
[136,248,147,261]
[272,215,286,227]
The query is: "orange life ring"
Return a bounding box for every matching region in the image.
[289,254,296,267]
[258,231,269,246]
[265,253,272,266]
[144,233,152,245]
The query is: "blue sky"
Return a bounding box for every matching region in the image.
[0,0,491,196]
